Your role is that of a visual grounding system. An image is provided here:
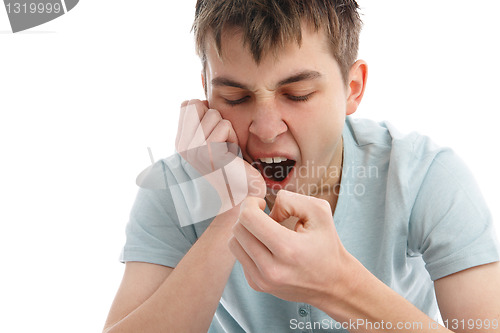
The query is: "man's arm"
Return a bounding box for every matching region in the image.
[326,261,500,333]
[103,263,173,332]
[434,261,500,333]
[317,258,500,333]
[230,191,500,332]
[104,98,266,332]
[103,208,238,333]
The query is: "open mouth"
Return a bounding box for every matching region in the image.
[253,157,296,185]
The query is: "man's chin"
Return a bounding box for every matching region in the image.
[265,179,298,197]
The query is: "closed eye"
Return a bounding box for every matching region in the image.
[286,92,314,102]
[224,96,250,106]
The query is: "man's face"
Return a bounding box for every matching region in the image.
[204,26,350,201]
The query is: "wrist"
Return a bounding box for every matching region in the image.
[315,253,446,333]
[209,204,241,229]
[312,249,365,315]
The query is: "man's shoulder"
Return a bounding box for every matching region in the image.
[344,116,394,148]
[343,116,459,195]
[344,116,445,163]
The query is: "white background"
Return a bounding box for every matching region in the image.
[1,1,499,332]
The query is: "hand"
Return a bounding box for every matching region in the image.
[175,99,266,215]
[228,190,353,306]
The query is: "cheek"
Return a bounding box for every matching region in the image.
[291,103,344,152]
[316,96,346,131]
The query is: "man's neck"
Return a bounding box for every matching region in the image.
[314,137,343,215]
[264,137,343,216]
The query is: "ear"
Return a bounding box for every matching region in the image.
[201,72,207,96]
[346,60,368,116]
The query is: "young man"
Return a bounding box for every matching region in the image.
[104,1,500,332]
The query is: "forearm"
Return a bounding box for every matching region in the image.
[316,254,453,333]
[105,208,238,333]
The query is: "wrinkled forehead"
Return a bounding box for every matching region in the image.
[202,25,345,94]
[204,23,332,68]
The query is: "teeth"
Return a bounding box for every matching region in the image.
[258,157,288,163]
[275,157,288,162]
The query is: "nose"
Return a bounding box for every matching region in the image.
[248,102,288,143]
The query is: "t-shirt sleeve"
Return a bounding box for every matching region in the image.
[408,149,500,281]
[119,153,225,268]
[119,186,197,268]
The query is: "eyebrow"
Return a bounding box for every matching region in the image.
[211,70,322,90]
[211,77,247,89]
[277,70,322,87]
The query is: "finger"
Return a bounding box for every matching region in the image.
[176,100,200,147]
[177,100,208,129]
[197,108,222,140]
[228,236,263,291]
[269,190,332,231]
[186,109,238,152]
[238,197,295,254]
[175,100,190,149]
[183,100,208,146]
[222,155,264,205]
[177,100,209,151]
[205,117,238,146]
[198,117,239,171]
[232,219,273,271]
[243,161,266,199]
[186,117,237,172]
[185,110,220,153]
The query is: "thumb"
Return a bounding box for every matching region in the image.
[244,161,266,199]
[269,190,332,231]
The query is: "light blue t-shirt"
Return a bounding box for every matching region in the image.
[120,117,499,332]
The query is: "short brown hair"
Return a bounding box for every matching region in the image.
[192,0,362,84]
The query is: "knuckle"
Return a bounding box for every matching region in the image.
[206,108,222,121]
[275,190,287,204]
[261,265,282,286]
[278,243,295,262]
[241,197,261,214]
[219,119,233,130]
[187,99,201,105]
[255,197,266,208]
[239,203,253,220]
[315,198,332,215]
[231,220,243,236]
[187,99,207,115]
[182,99,198,111]
[248,278,263,293]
